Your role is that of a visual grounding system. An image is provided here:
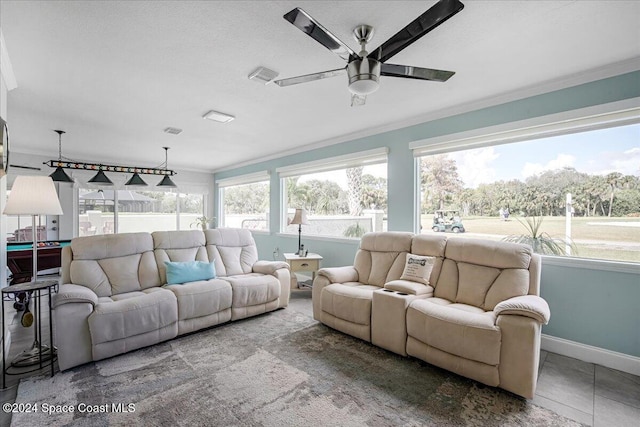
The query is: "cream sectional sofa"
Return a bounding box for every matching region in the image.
[312,231,550,398]
[53,228,290,371]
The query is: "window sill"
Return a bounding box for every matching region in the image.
[276,232,361,245]
[542,255,640,275]
[247,229,270,236]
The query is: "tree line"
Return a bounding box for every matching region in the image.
[222,156,639,219]
[223,173,387,216]
[421,155,640,217]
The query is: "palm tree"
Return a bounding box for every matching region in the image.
[605,172,623,217]
[502,216,577,256]
[346,167,363,216]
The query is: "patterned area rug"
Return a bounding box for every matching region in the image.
[12,305,583,426]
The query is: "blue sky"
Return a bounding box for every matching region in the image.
[451,123,640,188]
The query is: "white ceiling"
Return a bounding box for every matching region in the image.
[1,1,639,173]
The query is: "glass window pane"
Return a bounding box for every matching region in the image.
[178,193,207,230]
[418,123,640,263]
[118,190,178,233]
[283,163,387,239]
[78,188,115,236]
[220,181,269,230]
[77,188,205,235]
[6,214,46,242]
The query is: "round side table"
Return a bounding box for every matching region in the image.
[1,280,58,389]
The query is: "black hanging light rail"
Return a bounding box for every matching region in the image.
[44,130,177,187]
[44,159,177,177]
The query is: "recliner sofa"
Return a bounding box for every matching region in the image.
[312,231,550,398]
[53,228,290,371]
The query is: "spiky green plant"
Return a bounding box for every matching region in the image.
[502,216,577,256]
[343,223,366,238]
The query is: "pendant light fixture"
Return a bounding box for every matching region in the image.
[124,171,148,186]
[157,147,177,187]
[45,136,177,184]
[88,168,113,185]
[49,130,74,183]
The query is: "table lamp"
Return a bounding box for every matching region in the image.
[290,208,309,256]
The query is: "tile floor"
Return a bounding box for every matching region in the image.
[1,287,638,427]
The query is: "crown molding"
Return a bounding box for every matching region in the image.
[214,57,640,174]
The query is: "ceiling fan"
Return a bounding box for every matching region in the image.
[274,0,464,106]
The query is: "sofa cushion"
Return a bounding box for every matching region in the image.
[165,261,216,285]
[71,232,154,260]
[69,233,161,297]
[384,280,433,296]
[153,230,209,284]
[165,279,232,321]
[400,254,435,285]
[321,283,380,325]
[88,288,177,345]
[223,273,280,308]
[205,228,258,276]
[353,232,413,286]
[153,230,205,250]
[407,299,501,366]
[434,239,532,310]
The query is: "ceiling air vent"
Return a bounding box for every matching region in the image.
[248,67,279,84]
[164,127,183,135]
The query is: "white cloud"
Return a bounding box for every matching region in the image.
[521,154,575,178]
[609,147,640,176]
[452,147,499,188]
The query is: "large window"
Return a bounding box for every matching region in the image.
[78,188,205,235]
[278,149,388,239]
[416,119,639,264]
[218,172,270,231]
[5,214,47,242]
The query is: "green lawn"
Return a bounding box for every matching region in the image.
[420,215,640,263]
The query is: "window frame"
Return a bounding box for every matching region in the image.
[216,171,271,232]
[411,98,640,272]
[75,186,206,235]
[276,147,389,238]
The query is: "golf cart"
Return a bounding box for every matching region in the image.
[432,210,465,233]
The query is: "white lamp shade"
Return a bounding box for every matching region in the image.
[3,176,64,215]
[290,208,309,225]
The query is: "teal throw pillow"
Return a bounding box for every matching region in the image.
[165,261,216,285]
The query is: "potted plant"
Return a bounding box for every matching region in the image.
[191,216,214,231]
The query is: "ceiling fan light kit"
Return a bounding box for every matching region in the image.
[275,0,464,105]
[347,58,381,95]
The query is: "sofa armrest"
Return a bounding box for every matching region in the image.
[317,266,359,284]
[253,260,290,275]
[494,295,550,324]
[53,284,98,309]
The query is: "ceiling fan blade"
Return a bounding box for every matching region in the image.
[368,0,464,63]
[381,63,455,82]
[274,68,346,87]
[283,8,358,62]
[350,94,367,107]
